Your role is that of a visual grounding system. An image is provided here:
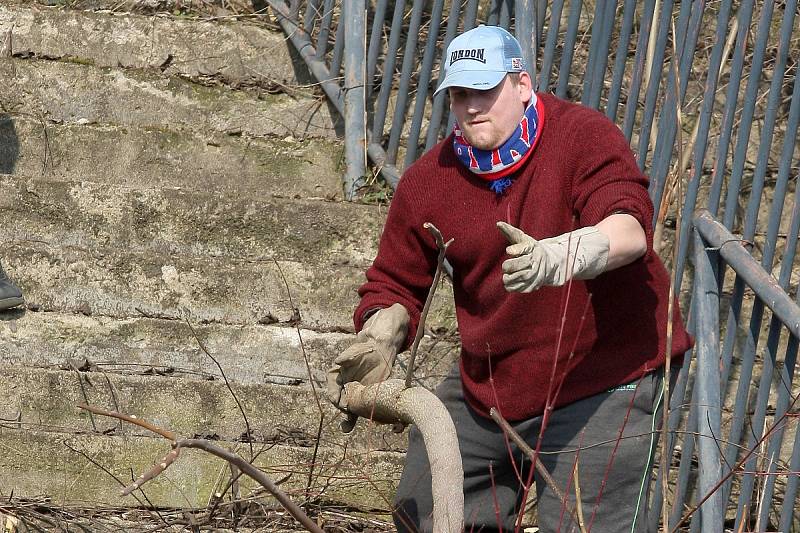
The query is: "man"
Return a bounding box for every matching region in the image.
[329,25,691,532]
[0,260,23,311]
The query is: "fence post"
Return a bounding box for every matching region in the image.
[691,228,724,533]
[514,0,537,87]
[343,0,367,199]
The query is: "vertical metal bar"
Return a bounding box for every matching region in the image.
[648,349,694,532]
[721,0,775,229]
[425,0,461,150]
[773,201,800,531]
[712,5,782,511]
[648,0,703,221]
[463,0,480,32]
[329,15,347,78]
[365,0,389,99]
[555,0,582,99]
[762,70,800,270]
[635,0,676,172]
[621,0,657,144]
[268,0,343,108]
[499,0,512,29]
[303,0,321,33]
[386,0,426,165]
[447,0,480,132]
[515,0,537,88]
[705,0,756,215]
[315,0,336,60]
[535,0,547,59]
[371,0,407,140]
[487,0,500,26]
[605,0,637,121]
[289,0,301,20]
[779,382,800,532]
[586,0,618,110]
[580,0,605,106]
[739,0,795,244]
[751,76,800,528]
[732,6,798,521]
[671,0,734,293]
[667,381,701,530]
[404,0,447,167]
[343,0,366,199]
[735,315,788,529]
[692,229,724,533]
[539,0,565,92]
[757,319,799,529]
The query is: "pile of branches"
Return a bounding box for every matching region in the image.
[0,496,393,532]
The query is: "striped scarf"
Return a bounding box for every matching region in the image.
[453,95,544,194]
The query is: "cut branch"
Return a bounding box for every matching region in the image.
[405,222,453,388]
[489,407,586,533]
[77,403,176,442]
[76,404,322,533]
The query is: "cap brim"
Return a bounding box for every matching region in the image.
[433,70,507,96]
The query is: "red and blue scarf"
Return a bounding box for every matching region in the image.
[453,94,544,194]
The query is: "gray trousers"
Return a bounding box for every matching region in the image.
[394,366,667,533]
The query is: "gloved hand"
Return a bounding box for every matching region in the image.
[326,303,410,416]
[497,221,610,293]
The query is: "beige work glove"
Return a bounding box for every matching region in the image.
[326,303,410,430]
[497,221,610,293]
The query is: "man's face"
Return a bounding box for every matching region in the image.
[449,72,533,150]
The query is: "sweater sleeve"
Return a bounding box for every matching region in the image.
[568,110,655,252]
[354,175,438,348]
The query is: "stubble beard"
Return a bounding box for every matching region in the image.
[462,124,504,151]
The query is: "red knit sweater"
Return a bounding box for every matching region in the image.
[356,93,693,421]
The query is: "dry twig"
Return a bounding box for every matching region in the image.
[75,404,324,533]
[404,222,453,388]
[184,315,255,459]
[489,408,586,533]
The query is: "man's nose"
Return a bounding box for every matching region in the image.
[464,95,482,114]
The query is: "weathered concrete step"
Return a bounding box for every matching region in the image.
[0,240,457,333]
[0,311,348,385]
[0,428,403,510]
[2,58,336,139]
[0,364,408,451]
[3,240,361,328]
[2,116,343,198]
[0,311,460,389]
[0,3,295,90]
[0,174,382,266]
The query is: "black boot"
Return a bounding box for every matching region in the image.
[0,260,23,311]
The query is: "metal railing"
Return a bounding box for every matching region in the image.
[691,210,800,532]
[267,0,800,529]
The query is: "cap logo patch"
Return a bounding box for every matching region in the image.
[511,57,523,69]
[450,48,486,65]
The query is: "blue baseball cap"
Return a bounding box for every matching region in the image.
[434,25,526,96]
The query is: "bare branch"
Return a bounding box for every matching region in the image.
[405,222,453,388]
[121,448,181,497]
[76,404,323,533]
[184,315,254,460]
[489,407,585,533]
[177,439,324,533]
[77,403,176,442]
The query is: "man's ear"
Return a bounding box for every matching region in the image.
[517,71,534,103]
